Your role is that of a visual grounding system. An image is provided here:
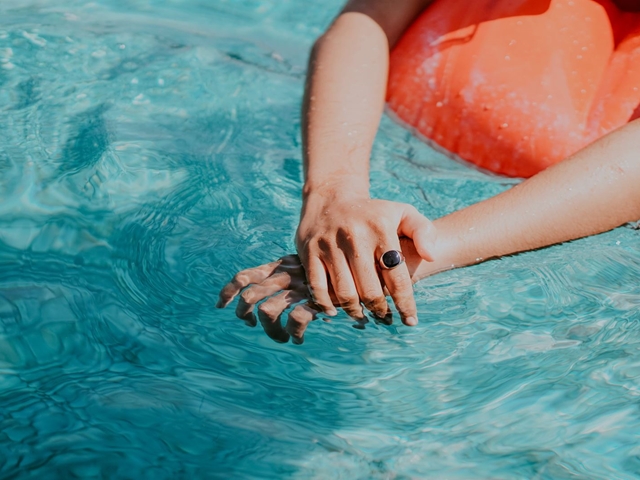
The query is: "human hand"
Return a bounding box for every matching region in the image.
[216,255,325,344]
[296,189,435,326]
[216,237,429,344]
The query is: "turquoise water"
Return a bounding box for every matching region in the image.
[2,0,640,478]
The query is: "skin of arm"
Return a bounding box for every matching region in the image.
[411,118,640,279]
[297,0,436,327]
[218,119,640,344]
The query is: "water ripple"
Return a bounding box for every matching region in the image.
[2,0,640,478]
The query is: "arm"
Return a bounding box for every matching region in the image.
[298,0,435,326]
[412,119,640,279]
[302,0,434,190]
[218,120,640,344]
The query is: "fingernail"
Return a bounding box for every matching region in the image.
[326,308,338,317]
[405,316,418,326]
[292,336,304,345]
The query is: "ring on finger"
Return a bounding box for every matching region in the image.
[379,250,405,270]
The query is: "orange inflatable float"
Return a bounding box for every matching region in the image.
[387,0,640,177]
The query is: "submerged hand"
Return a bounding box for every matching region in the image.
[216,238,429,345]
[216,255,324,344]
[297,190,435,325]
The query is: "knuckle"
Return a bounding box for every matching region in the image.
[360,288,383,304]
[335,286,357,302]
[393,293,416,313]
[396,278,413,292]
[309,280,326,293]
[289,310,304,323]
[219,284,235,301]
[371,219,392,237]
[302,237,317,252]
[258,301,279,318]
[268,271,290,288]
[232,271,250,287]
[309,286,329,303]
[347,223,369,239]
[339,295,360,309]
[287,316,304,332]
[390,272,413,291]
[406,204,419,215]
[332,268,352,285]
[239,289,255,303]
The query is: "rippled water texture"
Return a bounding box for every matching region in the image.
[2,1,640,478]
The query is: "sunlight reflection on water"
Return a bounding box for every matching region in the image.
[1,1,640,478]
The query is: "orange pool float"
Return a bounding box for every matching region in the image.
[387,0,640,177]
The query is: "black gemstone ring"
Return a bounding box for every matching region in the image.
[379,250,405,270]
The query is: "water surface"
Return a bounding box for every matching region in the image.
[2,1,640,478]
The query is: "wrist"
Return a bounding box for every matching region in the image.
[412,211,501,282]
[302,175,370,203]
[403,217,467,282]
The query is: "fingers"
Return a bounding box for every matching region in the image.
[347,250,389,320]
[304,256,337,316]
[398,205,436,262]
[217,259,283,308]
[378,240,418,326]
[235,272,293,326]
[285,302,321,345]
[257,290,306,343]
[218,255,324,343]
[325,253,366,321]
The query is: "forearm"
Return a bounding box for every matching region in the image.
[302,12,389,199]
[411,120,640,280]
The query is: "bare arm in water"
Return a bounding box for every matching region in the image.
[295,0,437,327]
[218,119,640,344]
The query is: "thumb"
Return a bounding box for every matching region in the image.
[398,206,436,262]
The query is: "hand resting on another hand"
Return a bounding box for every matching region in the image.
[216,238,425,345]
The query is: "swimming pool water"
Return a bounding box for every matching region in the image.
[2,1,640,478]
